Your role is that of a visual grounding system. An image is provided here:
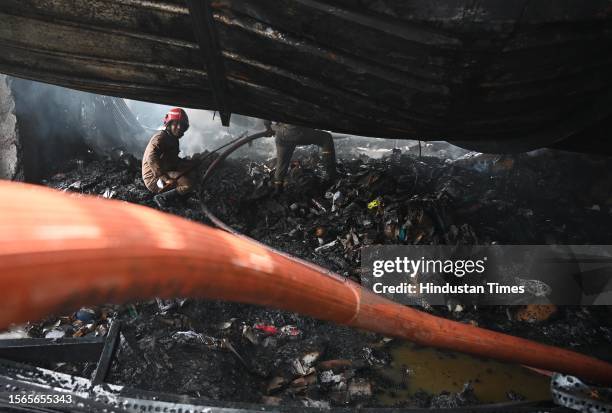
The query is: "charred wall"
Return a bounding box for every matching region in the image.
[0,75,23,180]
[10,77,92,182]
[0,76,147,182]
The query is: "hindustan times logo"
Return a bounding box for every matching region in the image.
[372,257,487,278]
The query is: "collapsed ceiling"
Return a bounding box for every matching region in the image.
[0,1,611,152]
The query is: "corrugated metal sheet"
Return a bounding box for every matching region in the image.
[0,0,611,151]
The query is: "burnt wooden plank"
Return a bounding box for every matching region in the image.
[0,0,610,152]
[0,12,201,66]
[186,0,232,125]
[216,0,460,80]
[0,337,104,363]
[91,320,121,385]
[0,0,193,42]
[325,0,612,27]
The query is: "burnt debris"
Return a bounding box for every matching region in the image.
[12,142,609,408]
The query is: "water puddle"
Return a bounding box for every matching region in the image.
[376,342,551,404]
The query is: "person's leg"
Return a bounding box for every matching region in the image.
[302,130,336,181]
[162,168,193,195]
[175,176,193,195]
[274,137,296,189]
[173,174,193,196]
[153,171,183,208]
[145,179,161,194]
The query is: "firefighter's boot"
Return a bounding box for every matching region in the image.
[153,188,181,208]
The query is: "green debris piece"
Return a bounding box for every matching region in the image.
[127,304,138,318]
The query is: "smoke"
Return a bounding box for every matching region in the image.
[331,133,471,160]
[10,79,148,153]
[2,76,469,184]
[125,100,276,159]
[125,100,471,162]
[1,76,160,181]
[10,80,85,180]
[181,108,270,156]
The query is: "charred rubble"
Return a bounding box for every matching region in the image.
[11,141,610,408]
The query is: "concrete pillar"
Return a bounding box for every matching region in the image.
[0,75,23,181]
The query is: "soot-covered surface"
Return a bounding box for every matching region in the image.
[23,145,612,408]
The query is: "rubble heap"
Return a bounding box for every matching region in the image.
[28,144,612,408]
[206,148,612,277]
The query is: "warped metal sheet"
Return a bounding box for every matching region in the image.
[0,1,611,151]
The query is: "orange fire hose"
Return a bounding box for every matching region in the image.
[0,180,611,385]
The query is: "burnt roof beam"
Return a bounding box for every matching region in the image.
[186,0,231,126]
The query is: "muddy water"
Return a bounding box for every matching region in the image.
[377,342,551,403]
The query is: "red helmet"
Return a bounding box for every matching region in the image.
[163,108,189,131]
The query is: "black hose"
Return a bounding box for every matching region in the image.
[198,130,340,277]
[200,130,271,187]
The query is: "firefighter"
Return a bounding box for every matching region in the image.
[142,107,196,208]
[269,122,336,192]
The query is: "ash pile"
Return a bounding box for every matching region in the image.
[24,141,612,408]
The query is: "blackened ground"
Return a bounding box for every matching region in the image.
[33,146,612,408]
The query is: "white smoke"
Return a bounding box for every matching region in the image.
[125,100,275,158]
[124,99,471,161]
